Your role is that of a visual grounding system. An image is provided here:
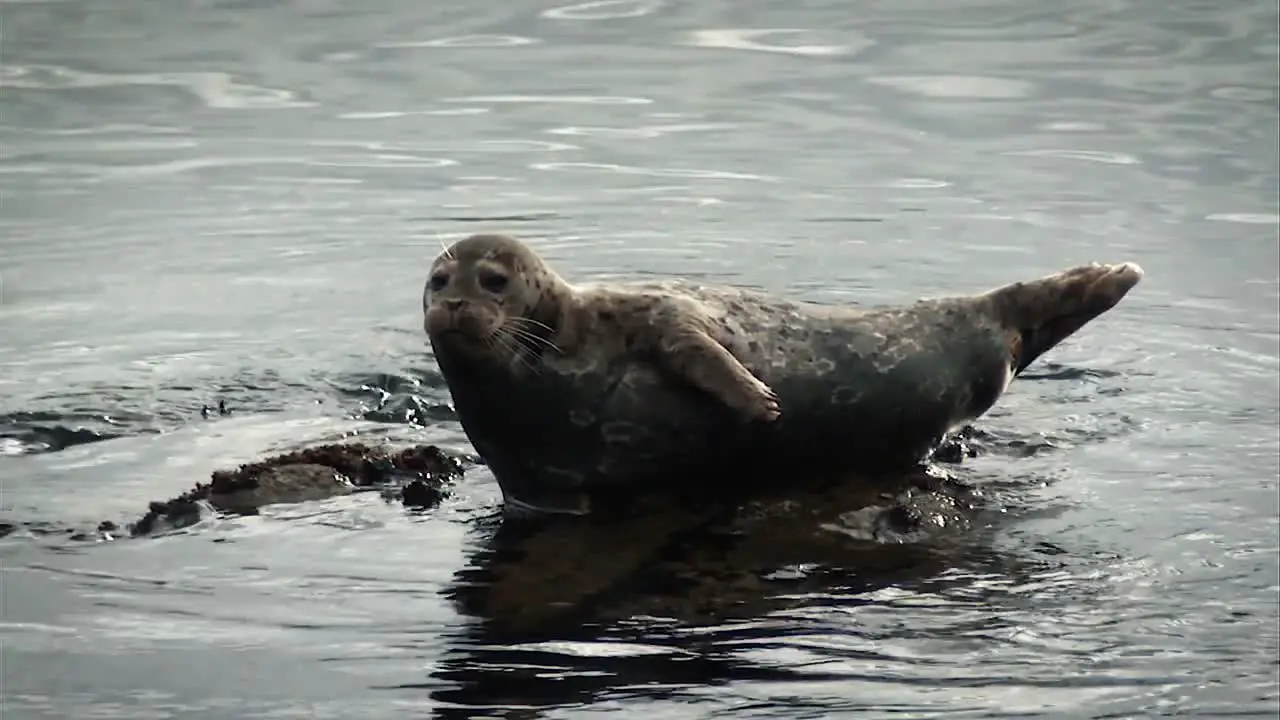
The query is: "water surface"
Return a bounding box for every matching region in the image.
[2,0,1278,718]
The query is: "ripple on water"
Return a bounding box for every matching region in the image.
[292,138,580,154]
[866,74,1037,99]
[545,122,739,139]
[376,35,540,49]
[1006,149,1142,165]
[529,161,778,182]
[337,108,491,119]
[687,28,869,57]
[441,94,653,105]
[541,0,666,21]
[1037,121,1109,132]
[1205,213,1280,225]
[0,64,314,109]
[1209,86,1278,103]
[0,123,189,136]
[881,178,952,189]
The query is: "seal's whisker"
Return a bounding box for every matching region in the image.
[507,316,556,335]
[480,331,514,369]
[502,324,561,353]
[505,333,556,366]
[435,230,453,260]
[507,335,546,374]
[490,328,543,374]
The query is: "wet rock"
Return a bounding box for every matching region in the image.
[866,473,978,543]
[402,478,446,509]
[200,400,231,419]
[126,442,464,538]
[930,424,983,464]
[129,497,213,537]
[208,463,355,514]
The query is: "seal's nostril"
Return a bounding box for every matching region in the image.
[444,298,465,311]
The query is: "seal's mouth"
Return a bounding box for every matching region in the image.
[429,327,508,360]
[427,323,479,340]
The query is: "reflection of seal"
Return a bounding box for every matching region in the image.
[443,467,979,635]
[423,233,1144,517]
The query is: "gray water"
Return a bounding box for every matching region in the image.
[1,0,1278,717]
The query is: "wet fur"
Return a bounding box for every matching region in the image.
[424,235,781,421]
[423,233,1143,516]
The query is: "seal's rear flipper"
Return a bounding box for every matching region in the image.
[985,261,1144,374]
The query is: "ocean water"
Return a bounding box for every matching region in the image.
[1,0,1277,717]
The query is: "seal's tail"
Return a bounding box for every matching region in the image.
[983,261,1144,374]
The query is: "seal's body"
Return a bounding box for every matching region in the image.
[423,234,1143,516]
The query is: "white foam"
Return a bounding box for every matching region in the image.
[0,437,31,456]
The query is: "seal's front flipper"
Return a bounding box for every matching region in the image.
[984,261,1144,374]
[657,329,782,422]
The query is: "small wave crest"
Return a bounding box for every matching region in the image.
[0,410,136,454]
[0,364,453,456]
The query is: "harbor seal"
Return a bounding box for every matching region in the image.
[423,233,1144,517]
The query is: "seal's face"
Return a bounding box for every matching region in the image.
[422,234,559,365]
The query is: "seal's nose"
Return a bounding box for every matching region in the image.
[442,298,465,312]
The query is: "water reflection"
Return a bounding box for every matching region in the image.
[419,468,1075,717]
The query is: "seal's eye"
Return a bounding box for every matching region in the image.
[479,272,509,294]
[428,272,449,292]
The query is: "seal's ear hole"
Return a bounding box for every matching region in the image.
[479,271,509,294]
[428,272,450,292]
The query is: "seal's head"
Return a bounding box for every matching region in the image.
[423,233,569,365]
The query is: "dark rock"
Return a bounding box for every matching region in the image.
[402,478,445,509]
[930,425,983,464]
[208,463,355,514]
[127,442,463,538]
